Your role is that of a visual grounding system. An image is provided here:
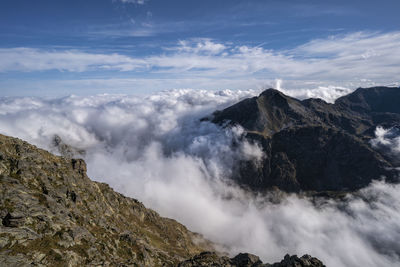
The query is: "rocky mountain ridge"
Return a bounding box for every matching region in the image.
[0,133,209,266]
[0,133,324,266]
[210,86,400,192]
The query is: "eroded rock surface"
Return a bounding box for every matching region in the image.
[0,134,326,266]
[0,134,210,266]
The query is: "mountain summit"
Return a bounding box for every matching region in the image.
[211,87,400,193]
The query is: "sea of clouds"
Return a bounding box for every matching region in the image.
[0,88,399,266]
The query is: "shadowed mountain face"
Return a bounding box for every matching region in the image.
[211,87,400,193]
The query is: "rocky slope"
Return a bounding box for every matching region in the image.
[0,134,325,266]
[0,134,210,266]
[211,86,400,193]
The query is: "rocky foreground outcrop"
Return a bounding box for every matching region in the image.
[0,134,209,266]
[210,86,400,193]
[178,252,325,267]
[0,134,324,266]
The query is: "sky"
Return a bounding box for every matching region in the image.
[0,0,400,96]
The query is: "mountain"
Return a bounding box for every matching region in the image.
[0,133,209,266]
[0,134,324,266]
[211,87,400,193]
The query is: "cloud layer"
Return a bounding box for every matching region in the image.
[0,48,145,72]
[0,89,399,266]
[1,32,399,95]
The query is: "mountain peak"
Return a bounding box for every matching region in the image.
[211,86,400,193]
[258,88,294,107]
[259,88,283,96]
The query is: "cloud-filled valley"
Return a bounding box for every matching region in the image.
[0,88,399,266]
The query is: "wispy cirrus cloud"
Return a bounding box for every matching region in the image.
[173,39,228,55]
[118,0,148,4]
[0,48,146,72]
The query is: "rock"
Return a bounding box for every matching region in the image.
[178,252,325,267]
[32,252,46,263]
[0,236,9,249]
[177,251,233,267]
[268,254,325,267]
[71,158,87,176]
[0,253,31,267]
[231,253,263,266]
[0,134,210,266]
[210,87,400,193]
[66,190,77,202]
[2,212,25,228]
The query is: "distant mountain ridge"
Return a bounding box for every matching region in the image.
[210,86,400,192]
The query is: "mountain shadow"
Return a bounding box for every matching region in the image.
[210,86,400,193]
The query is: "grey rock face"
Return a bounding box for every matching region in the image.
[268,254,325,267]
[211,87,400,193]
[0,134,210,266]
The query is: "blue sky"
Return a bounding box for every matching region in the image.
[1,0,399,96]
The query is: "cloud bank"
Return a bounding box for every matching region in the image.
[0,89,399,266]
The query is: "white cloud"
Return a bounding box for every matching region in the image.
[0,31,399,94]
[291,32,400,80]
[0,90,399,266]
[175,39,227,55]
[371,126,400,157]
[0,76,363,103]
[0,48,146,72]
[279,84,354,103]
[119,0,147,4]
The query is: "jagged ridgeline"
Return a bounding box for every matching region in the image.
[210,86,400,193]
[0,134,210,266]
[0,134,324,266]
